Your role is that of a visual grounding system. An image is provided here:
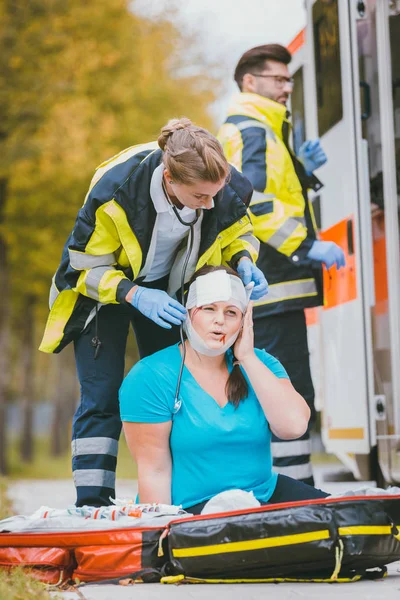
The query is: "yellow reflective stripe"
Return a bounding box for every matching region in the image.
[308,198,318,233]
[103,200,142,278]
[338,526,393,536]
[254,278,317,306]
[161,575,362,584]
[39,289,79,353]
[171,529,330,558]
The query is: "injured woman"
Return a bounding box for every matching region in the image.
[119,265,329,514]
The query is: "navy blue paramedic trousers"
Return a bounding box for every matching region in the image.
[253,309,316,486]
[73,276,180,507]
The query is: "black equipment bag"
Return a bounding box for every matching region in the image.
[161,495,400,583]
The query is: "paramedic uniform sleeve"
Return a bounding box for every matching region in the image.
[221,124,314,264]
[66,203,136,305]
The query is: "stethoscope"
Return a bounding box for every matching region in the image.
[161,178,201,407]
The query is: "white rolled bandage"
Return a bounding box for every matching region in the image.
[184,270,252,356]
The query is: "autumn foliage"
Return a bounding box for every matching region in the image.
[0,0,222,470]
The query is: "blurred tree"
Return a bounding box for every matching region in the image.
[0,0,222,470]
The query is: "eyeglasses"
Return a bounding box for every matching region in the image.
[250,73,295,89]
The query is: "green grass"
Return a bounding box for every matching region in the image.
[0,483,61,599]
[0,569,61,600]
[0,477,14,519]
[7,435,137,480]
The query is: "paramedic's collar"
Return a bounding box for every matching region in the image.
[150,163,214,212]
[227,93,289,139]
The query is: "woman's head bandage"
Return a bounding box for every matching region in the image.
[184,270,253,356]
[186,270,251,312]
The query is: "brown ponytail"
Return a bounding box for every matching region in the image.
[188,265,249,407]
[226,358,249,408]
[158,118,230,185]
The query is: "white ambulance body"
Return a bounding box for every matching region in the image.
[288,0,400,483]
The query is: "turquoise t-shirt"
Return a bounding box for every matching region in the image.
[119,344,288,509]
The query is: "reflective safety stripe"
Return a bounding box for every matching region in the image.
[72,437,118,457]
[85,266,114,301]
[238,233,260,254]
[293,216,306,226]
[235,120,276,141]
[338,526,393,537]
[251,190,275,203]
[267,218,302,249]
[254,278,317,306]
[273,462,313,480]
[73,468,115,488]
[49,278,59,309]
[162,574,362,584]
[271,439,312,458]
[69,249,116,270]
[171,529,330,558]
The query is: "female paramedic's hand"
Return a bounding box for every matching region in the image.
[236,258,268,301]
[234,302,256,363]
[130,287,186,329]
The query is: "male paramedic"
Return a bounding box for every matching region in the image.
[218,44,345,485]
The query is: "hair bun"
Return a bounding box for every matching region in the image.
[157,118,193,150]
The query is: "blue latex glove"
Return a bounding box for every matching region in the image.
[307,241,346,269]
[298,139,327,174]
[131,287,186,329]
[237,259,268,300]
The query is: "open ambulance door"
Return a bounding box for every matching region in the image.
[294,0,400,482]
[302,0,376,475]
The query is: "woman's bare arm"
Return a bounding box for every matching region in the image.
[123,421,172,504]
[234,304,310,440]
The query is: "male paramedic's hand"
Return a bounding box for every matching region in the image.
[129,287,186,329]
[298,139,327,175]
[237,258,268,300]
[307,241,346,270]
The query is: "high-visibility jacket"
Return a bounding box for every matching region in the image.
[39,143,258,354]
[218,93,324,317]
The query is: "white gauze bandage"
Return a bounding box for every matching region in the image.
[183,271,253,356]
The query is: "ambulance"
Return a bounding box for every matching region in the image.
[288,0,400,484]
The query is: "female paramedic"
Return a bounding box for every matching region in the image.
[39,118,267,508]
[120,265,328,514]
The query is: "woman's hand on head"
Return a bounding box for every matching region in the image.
[233,302,256,363]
